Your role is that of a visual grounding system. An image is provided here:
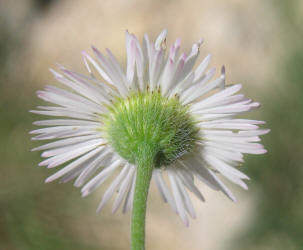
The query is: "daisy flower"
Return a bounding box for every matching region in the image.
[31,29,269,249]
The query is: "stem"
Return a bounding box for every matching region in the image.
[131,145,154,250]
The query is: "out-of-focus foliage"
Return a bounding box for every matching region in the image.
[0,2,104,250]
[232,1,303,250]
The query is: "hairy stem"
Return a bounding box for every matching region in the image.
[131,144,155,250]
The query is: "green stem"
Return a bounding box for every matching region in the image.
[131,145,155,250]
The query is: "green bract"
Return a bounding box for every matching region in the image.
[102,91,200,168]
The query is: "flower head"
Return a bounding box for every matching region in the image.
[31,29,269,226]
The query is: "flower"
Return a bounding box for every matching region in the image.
[31,29,269,226]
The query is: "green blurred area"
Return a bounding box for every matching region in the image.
[0,0,302,250]
[238,48,303,250]
[231,2,303,250]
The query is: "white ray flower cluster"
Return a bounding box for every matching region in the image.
[31,29,269,226]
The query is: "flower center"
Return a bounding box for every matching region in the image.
[102,91,200,168]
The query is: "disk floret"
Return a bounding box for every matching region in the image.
[103,91,200,168]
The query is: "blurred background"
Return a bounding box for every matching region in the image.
[0,0,302,249]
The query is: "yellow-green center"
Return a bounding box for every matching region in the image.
[102,91,200,168]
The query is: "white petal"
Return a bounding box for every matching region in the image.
[149,49,165,90]
[30,109,97,122]
[97,164,131,212]
[159,58,175,95]
[74,149,113,187]
[203,154,249,189]
[176,166,205,201]
[191,94,246,112]
[42,84,105,111]
[168,170,189,226]
[179,157,218,191]
[130,36,145,90]
[199,120,259,130]
[207,168,237,201]
[153,170,177,213]
[33,119,100,127]
[169,72,194,98]
[41,138,104,158]
[126,31,136,86]
[180,67,216,103]
[201,133,261,143]
[182,72,224,105]
[195,113,234,121]
[203,146,244,163]
[155,29,168,50]
[162,53,186,96]
[168,38,181,61]
[59,166,84,184]
[175,175,196,219]
[30,126,98,136]
[194,54,212,82]
[181,41,201,81]
[112,165,135,213]
[81,51,114,85]
[39,141,103,168]
[45,146,104,183]
[123,171,136,213]
[106,48,127,87]
[238,129,270,136]
[31,134,100,151]
[81,158,122,196]
[60,68,109,104]
[181,156,236,201]
[92,46,128,97]
[203,141,267,154]
[32,127,97,141]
